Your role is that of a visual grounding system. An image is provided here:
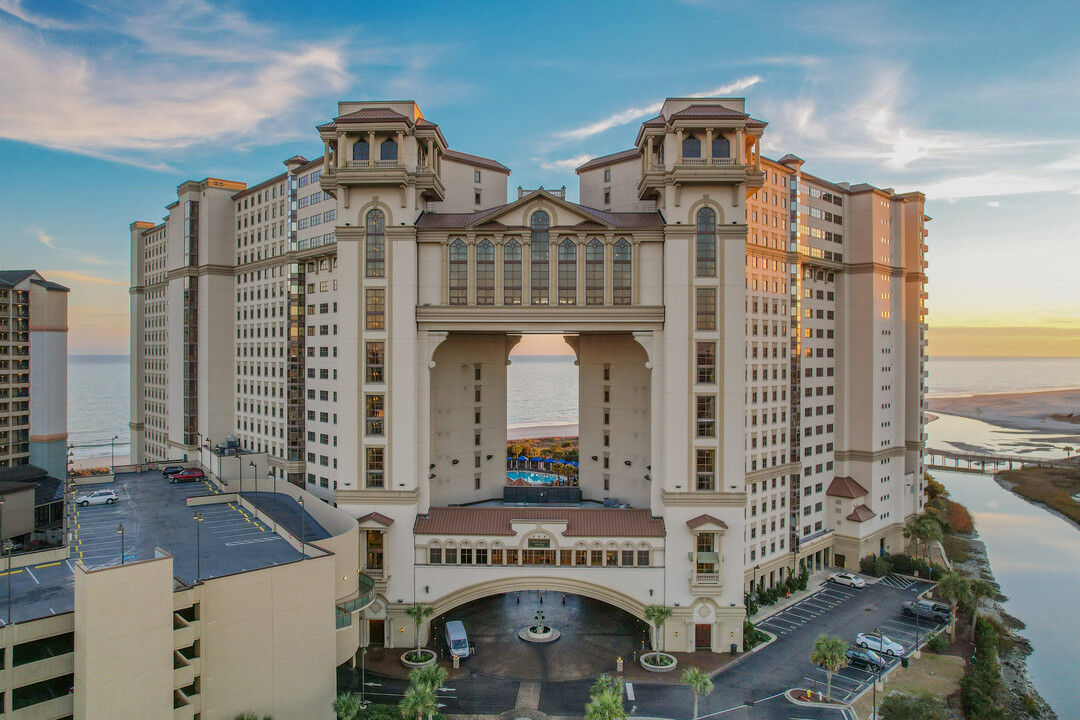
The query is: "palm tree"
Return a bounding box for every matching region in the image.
[903,518,924,560]
[809,634,848,702]
[411,664,448,693]
[937,571,971,625]
[332,692,365,720]
[643,604,674,659]
[681,667,714,720]
[585,687,626,720]
[918,516,944,562]
[967,579,995,639]
[234,714,273,720]
[404,604,434,658]
[400,682,437,720]
[1064,445,1074,459]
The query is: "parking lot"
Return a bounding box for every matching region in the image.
[758,574,945,704]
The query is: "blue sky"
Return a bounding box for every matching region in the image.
[1,0,1078,354]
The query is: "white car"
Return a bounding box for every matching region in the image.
[829,572,866,588]
[75,489,118,507]
[856,631,904,657]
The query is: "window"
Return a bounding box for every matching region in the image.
[696,395,715,437]
[474,190,481,205]
[585,238,604,305]
[366,447,384,488]
[696,287,716,330]
[353,139,369,161]
[449,239,468,305]
[696,207,716,276]
[683,133,701,158]
[613,238,631,305]
[604,168,611,182]
[366,342,384,383]
[503,239,522,304]
[380,138,397,161]
[712,136,730,158]
[365,289,384,330]
[558,238,576,305]
[696,449,715,490]
[637,549,650,566]
[476,239,494,304]
[365,395,384,435]
[429,547,441,564]
[696,342,716,383]
[530,212,549,304]
[365,210,385,277]
[474,170,481,182]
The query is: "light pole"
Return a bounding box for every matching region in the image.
[873,662,881,719]
[754,563,760,594]
[298,496,306,560]
[4,539,12,627]
[110,434,119,470]
[360,646,367,706]
[248,461,256,501]
[117,523,125,564]
[744,700,755,719]
[235,455,242,495]
[193,512,204,582]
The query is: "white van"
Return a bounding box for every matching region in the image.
[444,620,470,659]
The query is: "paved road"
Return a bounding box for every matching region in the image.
[362,576,938,720]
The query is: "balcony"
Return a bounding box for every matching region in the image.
[322,158,445,200]
[363,567,386,582]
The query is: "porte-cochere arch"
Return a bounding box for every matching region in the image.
[428,574,649,622]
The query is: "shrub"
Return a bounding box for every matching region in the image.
[946,501,975,534]
[960,618,1009,720]
[879,693,948,720]
[926,632,948,653]
[796,568,809,591]
[742,620,767,651]
[744,592,758,617]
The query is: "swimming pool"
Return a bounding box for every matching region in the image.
[506,470,560,484]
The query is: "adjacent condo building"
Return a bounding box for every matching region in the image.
[129,97,928,655]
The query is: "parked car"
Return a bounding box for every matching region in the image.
[901,599,952,623]
[169,469,205,484]
[856,631,904,656]
[75,489,118,507]
[845,646,886,671]
[161,465,185,477]
[445,620,470,659]
[829,572,866,588]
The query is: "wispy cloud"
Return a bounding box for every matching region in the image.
[44,270,126,287]
[538,154,594,172]
[554,76,762,142]
[27,227,113,265]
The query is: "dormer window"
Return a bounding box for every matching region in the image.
[683,134,701,159]
[380,138,398,161]
[712,136,730,159]
[353,139,369,162]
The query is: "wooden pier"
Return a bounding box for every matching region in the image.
[925,448,1076,473]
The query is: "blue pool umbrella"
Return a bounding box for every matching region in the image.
[517,455,528,461]
[542,458,554,464]
[568,460,578,466]
[530,457,543,462]
[506,456,513,460]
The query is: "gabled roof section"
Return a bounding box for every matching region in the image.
[443,149,510,174]
[413,507,665,537]
[356,511,394,527]
[417,189,663,231]
[334,108,411,123]
[777,154,805,166]
[686,514,729,531]
[575,149,639,173]
[641,114,666,127]
[846,504,877,523]
[416,118,438,128]
[826,476,869,499]
[0,271,68,292]
[669,104,748,120]
[745,118,768,129]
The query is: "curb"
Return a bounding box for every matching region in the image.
[708,628,777,678]
[785,688,851,709]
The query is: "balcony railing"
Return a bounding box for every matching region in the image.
[363,567,385,582]
[343,159,403,169]
[694,573,720,585]
[678,157,737,167]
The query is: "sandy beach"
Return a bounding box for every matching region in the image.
[71,454,130,471]
[927,388,1080,435]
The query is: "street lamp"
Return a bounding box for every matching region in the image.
[110,434,119,470]
[744,700,755,720]
[3,538,13,627]
[248,461,256,500]
[193,512,204,582]
[298,496,306,560]
[117,523,126,564]
[754,563,760,593]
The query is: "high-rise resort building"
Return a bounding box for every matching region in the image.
[129,97,929,663]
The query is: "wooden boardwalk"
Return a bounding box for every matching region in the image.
[926,448,1077,473]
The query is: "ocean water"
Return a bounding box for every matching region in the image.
[69,355,130,460]
[506,355,578,429]
[927,356,1080,397]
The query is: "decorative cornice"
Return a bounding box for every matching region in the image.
[334,488,420,505]
[661,490,747,507]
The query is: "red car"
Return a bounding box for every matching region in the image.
[169,469,206,484]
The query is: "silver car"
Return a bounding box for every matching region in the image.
[75,489,118,507]
[856,631,904,656]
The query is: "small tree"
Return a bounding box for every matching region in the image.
[681,667,714,720]
[903,518,922,560]
[234,714,273,720]
[967,579,995,640]
[1063,445,1073,458]
[937,571,971,620]
[400,683,437,720]
[585,686,626,720]
[917,516,944,561]
[332,692,366,720]
[405,604,434,657]
[879,692,949,720]
[411,664,448,694]
[643,604,674,656]
[809,634,848,702]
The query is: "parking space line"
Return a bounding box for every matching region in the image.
[36,562,60,569]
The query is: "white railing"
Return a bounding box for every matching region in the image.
[648,162,665,172]
[416,163,429,172]
[343,160,403,169]
[364,568,385,581]
[694,573,720,585]
[681,157,706,165]
[710,157,737,166]
[373,159,400,168]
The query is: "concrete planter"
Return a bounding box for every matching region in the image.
[640,652,678,672]
[527,626,554,641]
[400,649,437,668]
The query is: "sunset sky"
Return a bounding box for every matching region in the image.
[1,0,1077,356]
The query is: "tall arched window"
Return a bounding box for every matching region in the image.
[476,239,494,305]
[558,238,576,305]
[365,209,385,278]
[696,207,716,277]
[380,138,397,161]
[613,238,632,305]
[503,239,522,305]
[449,239,468,305]
[712,136,730,159]
[353,139,369,162]
[585,238,604,305]
[683,134,701,159]
[530,212,550,305]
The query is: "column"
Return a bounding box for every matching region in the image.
[705,128,713,162]
[426,139,434,171]
[396,131,404,166]
[647,137,654,170]
[337,133,346,169]
[676,129,684,164]
[367,131,376,166]
[735,128,745,164]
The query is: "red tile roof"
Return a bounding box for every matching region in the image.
[416,200,663,230]
[686,514,729,530]
[413,507,665,537]
[357,511,394,526]
[416,118,439,128]
[334,108,411,123]
[506,478,531,487]
[745,118,768,128]
[669,104,748,119]
[846,504,877,523]
[827,476,869,499]
[443,149,510,173]
[641,115,666,127]
[575,149,639,173]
